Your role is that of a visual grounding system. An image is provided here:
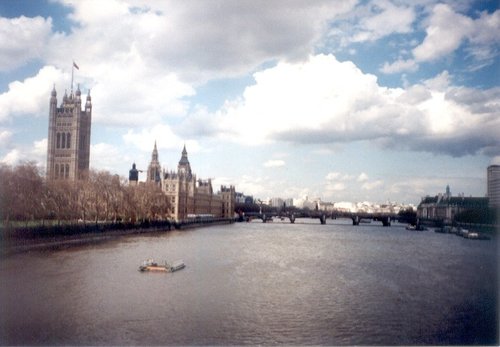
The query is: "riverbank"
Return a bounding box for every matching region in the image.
[0,218,235,257]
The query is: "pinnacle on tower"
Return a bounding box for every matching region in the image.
[152,141,159,161]
[179,144,189,165]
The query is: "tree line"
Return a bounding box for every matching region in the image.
[0,162,170,227]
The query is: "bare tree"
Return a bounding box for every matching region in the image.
[1,164,171,228]
[0,164,15,225]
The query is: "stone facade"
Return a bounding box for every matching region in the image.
[147,141,162,184]
[417,186,488,224]
[130,145,235,222]
[46,85,92,180]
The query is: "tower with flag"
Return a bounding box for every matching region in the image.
[46,61,92,180]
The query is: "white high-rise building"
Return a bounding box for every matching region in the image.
[487,165,500,208]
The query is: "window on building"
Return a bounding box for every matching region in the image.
[55,164,59,178]
[65,164,69,179]
[56,133,61,148]
[66,132,71,149]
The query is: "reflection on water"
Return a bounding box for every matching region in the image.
[0,219,497,345]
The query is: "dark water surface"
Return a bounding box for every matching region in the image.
[0,219,498,345]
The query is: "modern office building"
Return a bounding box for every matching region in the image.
[487,165,500,208]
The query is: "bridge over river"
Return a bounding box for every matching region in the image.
[239,211,398,226]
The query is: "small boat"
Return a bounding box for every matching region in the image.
[464,231,490,240]
[170,260,186,272]
[139,259,186,273]
[465,231,479,239]
[458,228,469,238]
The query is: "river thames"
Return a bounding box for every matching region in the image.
[0,219,498,345]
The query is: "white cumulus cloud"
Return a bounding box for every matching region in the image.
[0,16,52,71]
[351,0,415,43]
[188,54,499,157]
[0,66,66,122]
[263,160,286,168]
[0,129,12,147]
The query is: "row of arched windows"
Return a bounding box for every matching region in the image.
[56,132,71,149]
[54,163,70,179]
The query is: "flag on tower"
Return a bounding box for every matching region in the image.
[73,61,79,70]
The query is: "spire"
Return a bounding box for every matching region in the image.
[147,141,161,184]
[63,89,68,104]
[177,144,192,177]
[85,89,92,111]
[50,85,57,106]
[179,144,189,166]
[152,141,159,162]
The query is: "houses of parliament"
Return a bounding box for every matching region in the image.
[46,85,92,180]
[46,85,235,222]
[129,143,235,222]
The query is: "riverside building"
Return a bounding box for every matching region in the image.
[487,165,500,208]
[417,185,488,224]
[129,144,235,222]
[46,85,92,180]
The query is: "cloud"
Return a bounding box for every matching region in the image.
[33,139,47,160]
[48,0,355,83]
[0,66,66,122]
[380,59,418,74]
[1,149,21,165]
[0,16,52,72]
[326,172,352,181]
[357,173,369,182]
[122,124,201,153]
[190,54,499,157]
[0,138,47,168]
[89,68,194,127]
[412,4,473,63]
[235,174,271,198]
[263,160,285,168]
[350,0,415,43]
[0,130,12,147]
[383,4,500,73]
[328,0,416,47]
[362,180,384,190]
[324,171,350,193]
[90,142,129,172]
[324,170,383,196]
[326,182,346,192]
[18,0,352,129]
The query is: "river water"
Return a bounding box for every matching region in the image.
[0,219,498,345]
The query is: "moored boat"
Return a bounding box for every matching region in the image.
[170,260,186,272]
[139,259,186,272]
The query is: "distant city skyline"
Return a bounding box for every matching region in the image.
[1,1,499,205]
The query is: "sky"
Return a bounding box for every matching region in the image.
[0,0,499,205]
